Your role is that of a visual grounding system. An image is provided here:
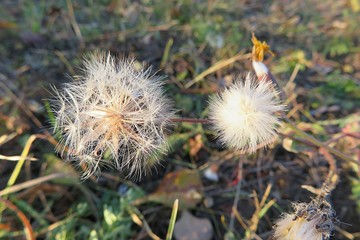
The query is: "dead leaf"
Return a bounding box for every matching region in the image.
[0,133,17,146]
[174,211,213,240]
[188,134,202,157]
[282,137,314,157]
[0,20,17,29]
[134,169,204,209]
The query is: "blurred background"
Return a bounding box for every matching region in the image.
[0,0,359,239]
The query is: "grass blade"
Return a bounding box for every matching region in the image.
[166,199,179,240]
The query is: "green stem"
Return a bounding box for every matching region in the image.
[7,135,37,188]
[284,118,358,165]
[259,62,358,166]
[166,199,179,240]
[229,156,244,232]
[0,135,37,219]
[170,118,211,124]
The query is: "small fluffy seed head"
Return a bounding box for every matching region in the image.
[209,74,285,153]
[274,198,336,240]
[52,52,174,180]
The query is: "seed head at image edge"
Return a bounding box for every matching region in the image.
[273,198,336,240]
[51,52,175,180]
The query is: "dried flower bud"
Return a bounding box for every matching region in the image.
[252,33,274,62]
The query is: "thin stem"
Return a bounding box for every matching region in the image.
[0,199,35,240]
[267,72,287,101]
[284,118,358,165]
[166,199,179,240]
[7,135,37,188]
[170,117,211,124]
[229,155,244,232]
[262,66,359,166]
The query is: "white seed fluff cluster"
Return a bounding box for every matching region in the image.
[209,74,284,153]
[273,199,336,240]
[52,53,174,179]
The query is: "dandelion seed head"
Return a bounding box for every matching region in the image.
[209,74,284,153]
[52,52,174,180]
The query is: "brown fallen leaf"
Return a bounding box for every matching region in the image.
[174,211,213,240]
[133,169,204,209]
[282,137,314,158]
[0,20,17,29]
[188,134,203,157]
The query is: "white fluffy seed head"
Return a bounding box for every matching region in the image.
[51,52,174,180]
[273,199,336,240]
[208,73,285,153]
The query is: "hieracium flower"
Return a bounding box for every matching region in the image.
[208,74,285,153]
[273,198,336,240]
[52,52,174,179]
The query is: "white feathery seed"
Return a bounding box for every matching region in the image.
[209,74,285,153]
[274,213,325,240]
[52,52,174,179]
[273,199,336,240]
